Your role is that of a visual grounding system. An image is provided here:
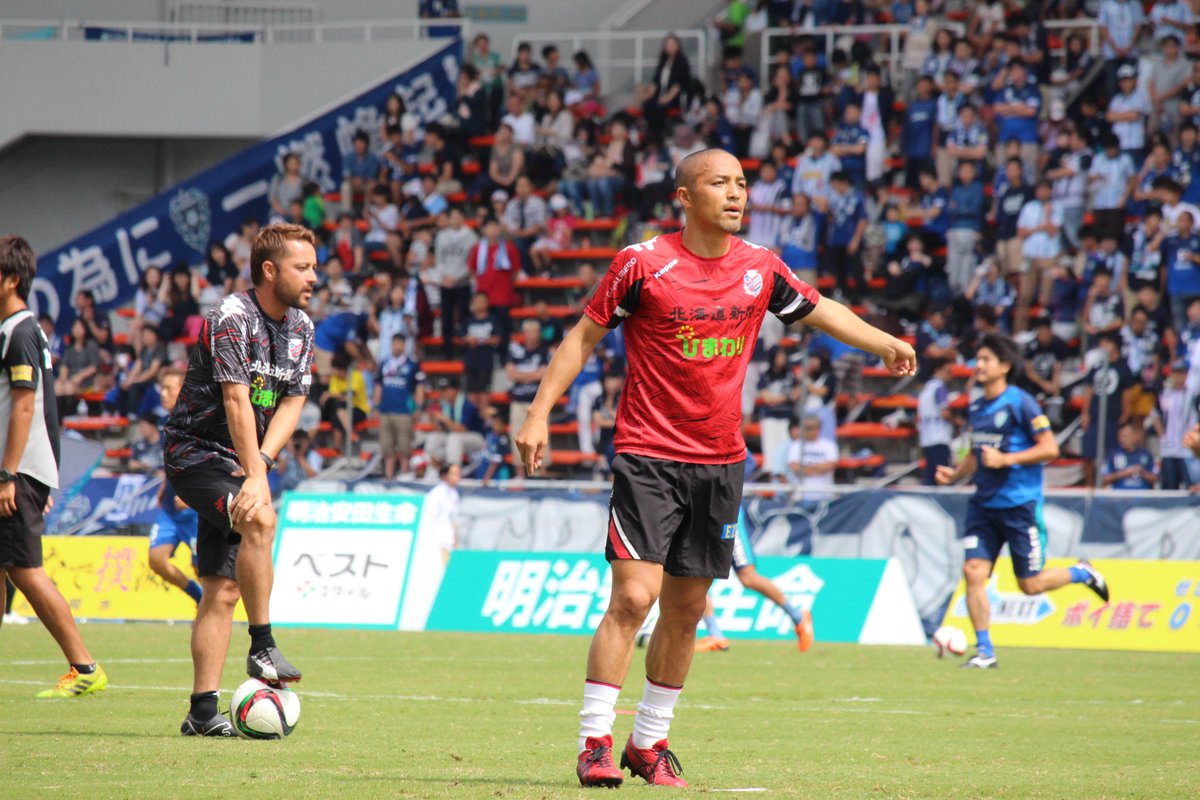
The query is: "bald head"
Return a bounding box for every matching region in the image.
[675,148,742,192]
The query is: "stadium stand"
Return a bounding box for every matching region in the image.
[51,2,1199,493]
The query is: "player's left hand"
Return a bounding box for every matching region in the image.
[230,471,272,527]
[0,480,16,517]
[1184,425,1200,453]
[980,446,1008,469]
[883,338,917,377]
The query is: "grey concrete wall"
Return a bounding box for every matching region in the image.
[4,136,256,254]
[0,38,442,148]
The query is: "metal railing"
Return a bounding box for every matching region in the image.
[758,19,1100,86]
[759,22,966,86]
[0,17,469,45]
[511,29,707,97]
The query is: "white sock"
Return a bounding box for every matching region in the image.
[578,679,621,751]
[631,677,682,749]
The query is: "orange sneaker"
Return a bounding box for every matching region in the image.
[620,736,687,787]
[577,734,623,788]
[795,609,814,652]
[693,636,730,652]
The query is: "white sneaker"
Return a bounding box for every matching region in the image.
[3,612,30,626]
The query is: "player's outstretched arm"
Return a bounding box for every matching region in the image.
[803,295,917,376]
[514,315,609,476]
[260,395,307,461]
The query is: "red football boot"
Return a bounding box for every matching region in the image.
[620,736,688,787]
[577,734,624,788]
[795,609,814,652]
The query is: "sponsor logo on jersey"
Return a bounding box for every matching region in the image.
[743,269,763,297]
[653,258,679,279]
[970,431,1005,449]
[675,325,746,360]
[607,256,636,297]
[249,360,294,381]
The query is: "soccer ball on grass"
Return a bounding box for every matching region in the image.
[230,678,301,739]
[931,625,968,658]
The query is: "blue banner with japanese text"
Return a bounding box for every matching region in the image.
[32,39,462,330]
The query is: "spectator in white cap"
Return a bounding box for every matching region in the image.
[530,193,576,275]
[1107,63,1151,163]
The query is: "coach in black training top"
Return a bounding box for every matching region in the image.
[165,223,316,737]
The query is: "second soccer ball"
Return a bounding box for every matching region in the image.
[931,626,968,658]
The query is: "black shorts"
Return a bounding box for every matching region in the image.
[465,368,492,394]
[605,453,745,579]
[0,475,51,569]
[167,460,244,580]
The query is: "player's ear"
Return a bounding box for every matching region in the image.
[261,260,276,283]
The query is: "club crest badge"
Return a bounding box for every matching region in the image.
[168,187,211,254]
[743,269,763,298]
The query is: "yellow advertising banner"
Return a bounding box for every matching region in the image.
[12,536,245,622]
[941,558,1200,653]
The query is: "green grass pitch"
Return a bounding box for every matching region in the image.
[1,624,1196,799]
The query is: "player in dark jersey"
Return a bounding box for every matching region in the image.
[0,235,106,698]
[937,334,1108,669]
[514,149,917,788]
[164,224,316,736]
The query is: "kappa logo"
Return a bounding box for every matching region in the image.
[743,269,763,298]
[168,187,212,255]
[653,258,679,279]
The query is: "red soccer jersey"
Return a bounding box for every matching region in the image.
[584,231,820,464]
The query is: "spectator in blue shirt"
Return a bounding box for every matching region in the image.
[341,131,381,213]
[313,311,371,379]
[993,158,1032,276]
[374,333,426,479]
[825,172,868,302]
[991,60,1042,179]
[903,76,938,188]
[424,377,487,471]
[965,257,1015,330]
[916,306,959,380]
[946,160,985,295]
[1165,209,1200,324]
[1173,121,1200,204]
[831,103,869,189]
[1102,422,1158,490]
[912,168,950,245]
[881,234,932,322]
[778,194,824,284]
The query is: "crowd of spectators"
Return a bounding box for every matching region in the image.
[49,0,1200,490]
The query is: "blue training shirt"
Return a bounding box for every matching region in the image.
[967,385,1052,509]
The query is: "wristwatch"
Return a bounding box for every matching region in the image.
[259,452,276,473]
[0,469,13,483]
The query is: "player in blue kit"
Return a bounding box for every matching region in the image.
[695,505,815,652]
[146,368,202,605]
[937,334,1109,669]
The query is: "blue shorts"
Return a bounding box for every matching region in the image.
[963,499,1046,579]
[149,509,199,563]
[731,523,755,572]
